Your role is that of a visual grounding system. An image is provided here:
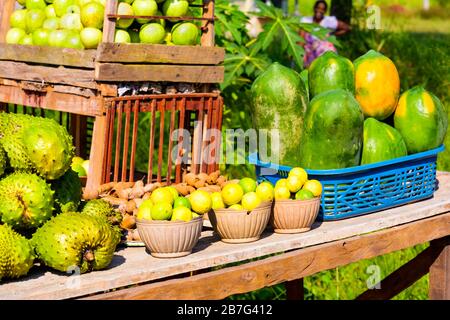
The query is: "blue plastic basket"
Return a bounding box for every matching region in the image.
[249,145,445,221]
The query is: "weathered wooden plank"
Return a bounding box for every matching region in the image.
[95,63,224,83]
[0,83,104,116]
[83,212,450,300]
[0,0,15,42]
[84,115,108,198]
[0,44,96,68]
[429,237,450,299]
[1,172,448,300]
[356,238,449,300]
[0,61,97,89]
[96,43,224,65]
[201,0,215,47]
[103,0,118,43]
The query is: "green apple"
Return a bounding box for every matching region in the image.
[120,0,135,4]
[139,23,165,44]
[26,0,47,10]
[43,17,61,29]
[116,2,134,29]
[128,29,140,43]
[162,0,189,17]
[150,10,165,27]
[45,0,55,3]
[32,28,50,46]
[80,27,102,48]
[75,0,91,7]
[48,29,70,47]
[17,0,27,6]
[72,156,84,165]
[19,34,34,45]
[45,5,57,18]
[63,31,84,49]
[114,29,131,43]
[66,4,81,14]
[26,9,46,33]
[80,2,104,29]
[10,9,28,30]
[132,0,158,24]
[60,13,83,31]
[171,22,198,45]
[6,28,27,44]
[53,0,75,17]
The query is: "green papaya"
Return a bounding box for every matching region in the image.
[251,62,308,166]
[361,118,408,165]
[308,51,355,98]
[394,86,448,154]
[299,89,364,169]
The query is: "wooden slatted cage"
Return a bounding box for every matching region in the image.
[102,93,223,185]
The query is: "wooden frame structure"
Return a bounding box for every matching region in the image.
[0,0,224,195]
[1,172,449,300]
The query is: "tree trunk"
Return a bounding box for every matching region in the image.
[330,0,353,24]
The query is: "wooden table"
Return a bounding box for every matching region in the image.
[1,172,449,300]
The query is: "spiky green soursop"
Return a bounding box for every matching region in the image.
[51,169,82,213]
[0,224,35,281]
[0,145,6,177]
[82,199,122,226]
[31,212,120,274]
[0,113,74,180]
[0,172,54,230]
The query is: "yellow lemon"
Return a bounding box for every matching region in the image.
[221,183,244,206]
[229,204,244,211]
[151,187,174,205]
[255,181,274,202]
[211,192,225,210]
[137,199,153,220]
[274,185,291,200]
[171,206,193,222]
[166,186,179,200]
[302,179,323,197]
[286,174,304,193]
[241,192,262,211]
[189,190,212,214]
[275,179,287,188]
[289,167,308,182]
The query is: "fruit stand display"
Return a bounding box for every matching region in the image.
[0,0,225,196]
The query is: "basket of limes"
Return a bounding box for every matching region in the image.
[136,186,211,258]
[271,167,322,234]
[208,178,274,244]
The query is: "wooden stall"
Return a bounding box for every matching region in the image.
[0,0,225,196]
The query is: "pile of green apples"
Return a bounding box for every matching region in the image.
[6,0,201,50]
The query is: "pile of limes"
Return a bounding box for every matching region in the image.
[211,177,275,211]
[136,186,212,222]
[274,167,322,200]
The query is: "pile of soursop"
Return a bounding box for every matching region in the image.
[0,112,120,282]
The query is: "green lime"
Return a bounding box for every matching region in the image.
[295,189,314,200]
[239,177,257,193]
[151,202,173,220]
[173,196,191,209]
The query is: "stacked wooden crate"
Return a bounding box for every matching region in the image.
[0,0,225,196]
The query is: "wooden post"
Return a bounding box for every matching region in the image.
[201,0,215,47]
[0,0,15,43]
[84,115,108,198]
[102,0,118,43]
[429,237,450,299]
[71,114,88,159]
[285,279,304,300]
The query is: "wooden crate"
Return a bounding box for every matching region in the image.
[0,0,224,195]
[0,0,224,84]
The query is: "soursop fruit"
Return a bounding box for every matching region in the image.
[0,145,6,177]
[0,112,74,180]
[81,199,122,226]
[0,224,35,281]
[31,212,120,274]
[51,169,82,213]
[0,172,54,230]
